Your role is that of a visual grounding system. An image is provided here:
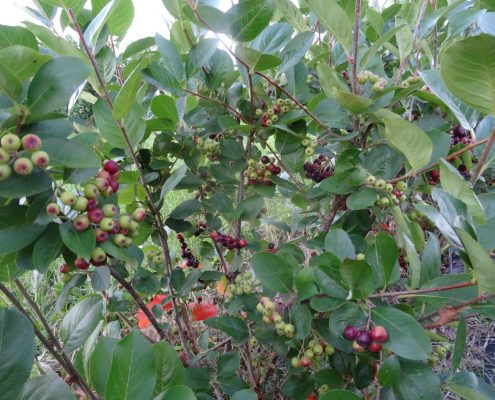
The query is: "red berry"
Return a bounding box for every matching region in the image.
[370,325,388,343]
[104,160,119,174]
[272,104,281,114]
[59,263,70,273]
[238,239,247,248]
[300,356,312,368]
[88,208,104,224]
[86,198,98,211]
[95,229,109,243]
[109,180,119,193]
[75,257,90,270]
[356,330,372,347]
[368,341,382,352]
[343,325,359,340]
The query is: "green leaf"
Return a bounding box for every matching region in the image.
[379,112,432,170]
[441,34,495,115]
[456,228,495,295]
[439,159,486,225]
[224,0,274,42]
[32,223,63,273]
[153,342,185,395]
[41,0,84,8]
[333,90,373,114]
[372,307,431,360]
[169,199,202,220]
[93,98,145,149]
[88,336,118,395]
[346,187,378,210]
[160,165,187,200]
[251,22,292,53]
[341,260,374,299]
[235,47,281,72]
[42,137,100,168]
[378,356,401,387]
[295,268,318,301]
[218,351,240,378]
[452,316,466,373]
[274,0,308,32]
[0,308,36,400]
[366,232,398,288]
[92,0,134,36]
[231,389,257,400]
[155,34,183,82]
[143,61,181,92]
[320,390,361,400]
[204,316,249,344]
[252,252,293,293]
[278,31,314,74]
[392,359,441,400]
[446,372,495,400]
[307,0,352,51]
[59,221,96,260]
[236,195,264,220]
[27,56,89,114]
[84,1,115,50]
[329,302,367,350]
[186,38,219,77]
[420,234,441,286]
[151,94,179,124]
[113,61,144,120]
[105,330,156,400]
[360,23,407,70]
[395,18,413,63]
[60,295,103,352]
[0,63,22,101]
[0,222,45,255]
[0,24,38,50]
[154,385,197,400]
[18,374,76,400]
[291,303,312,339]
[0,45,51,81]
[324,229,355,261]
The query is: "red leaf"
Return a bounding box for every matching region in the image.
[136,294,172,329]
[191,303,218,321]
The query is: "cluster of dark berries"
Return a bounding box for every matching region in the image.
[50,161,145,276]
[196,137,220,161]
[451,125,470,145]
[291,338,335,370]
[245,156,281,186]
[0,133,50,181]
[428,169,440,185]
[343,325,388,353]
[256,99,296,128]
[177,233,200,268]
[209,231,247,250]
[193,178,218,199]
[457,164,470,178]
[193,221,208,236]
[304,155,333,182]
[398,253,408,268]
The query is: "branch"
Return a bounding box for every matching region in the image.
[66,8,193,360]
[369,281,477,299]
[351,0,361,96]
[470,127,495,185]
[0,283,96,400]
[387,137,489,184]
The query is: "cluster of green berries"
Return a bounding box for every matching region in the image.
[428,343,453,366]
[291,338,336,370]
[196,137,220,161]
[400,75,422,88]
[245,155,281,186]
[145,246,165,267]
[357,70,388,92]
[225,272,254,300]
[366,175,408,206]
[0,133,50,181]
[301,138,317,157]
[256,297,295,338]
[257,98,296,128]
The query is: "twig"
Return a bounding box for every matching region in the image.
[369,281,477,298]
[194,337,232,362]
[0,283,96,400]
[351,0,361,97]
[470,127,495,185]
[212,240,229,274]
[419,295,492,323]
[322,195,345,233]
[386,138,489,183]
[66,8,193,360]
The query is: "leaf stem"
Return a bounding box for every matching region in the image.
[369,281,477,298]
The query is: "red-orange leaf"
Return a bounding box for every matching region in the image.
[191,303,218,321]
[136,294,172,329]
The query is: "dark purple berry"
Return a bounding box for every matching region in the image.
[343,325,359,340]
[356,330,372,347]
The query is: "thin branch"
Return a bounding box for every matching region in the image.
[212,240,229,274]
[351,0,361,96]
[369,281,477,299]
[387,137,489,183]
[470,127,495,185]
[66,8,193,360]
[419,294,491,323]
[0,283,96,400]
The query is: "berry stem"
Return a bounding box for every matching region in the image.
[369,281,477,298]
[65,8,193,360]
[470,127,495,185]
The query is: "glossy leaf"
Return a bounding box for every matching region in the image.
[42,137,100,168]
[252,252,293,293]
[59,221,96,260]
[324,229,355,261]
[204,317,249,344]
[340,259,374,299]
[153,342,185,395]
[88,336,118,395]
[18,374,76,400]
[392,359,441,400]
[224,0,274,42]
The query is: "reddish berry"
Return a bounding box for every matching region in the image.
[343,325,359,340]
[368,341,382,352]
[356,330,372,347]
[59,263,70,273]
[370,325,388,343]
[104,160,119,174]
[75,257,90,270]
[88,208,104,224]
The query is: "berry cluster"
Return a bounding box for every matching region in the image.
[244,156,281,186]
[301,138,317,157]
[177,233,200,268]
[256,98,296,128]
[304,155,333,183]
[193,221,208,237]
[399,75,422,88]
[357,70,388,92]
[256,297,295,338]
[225,272,254,300]
[193,178,218,199]
[145,246,164,267]
[0,133,50,181]
[48,161,145,269]
[196,137,220,161]
[451,125,469,145]
[343,324,388,353]
[291,338,335,370]
[209,231,247,250]
[366,176,407,206]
